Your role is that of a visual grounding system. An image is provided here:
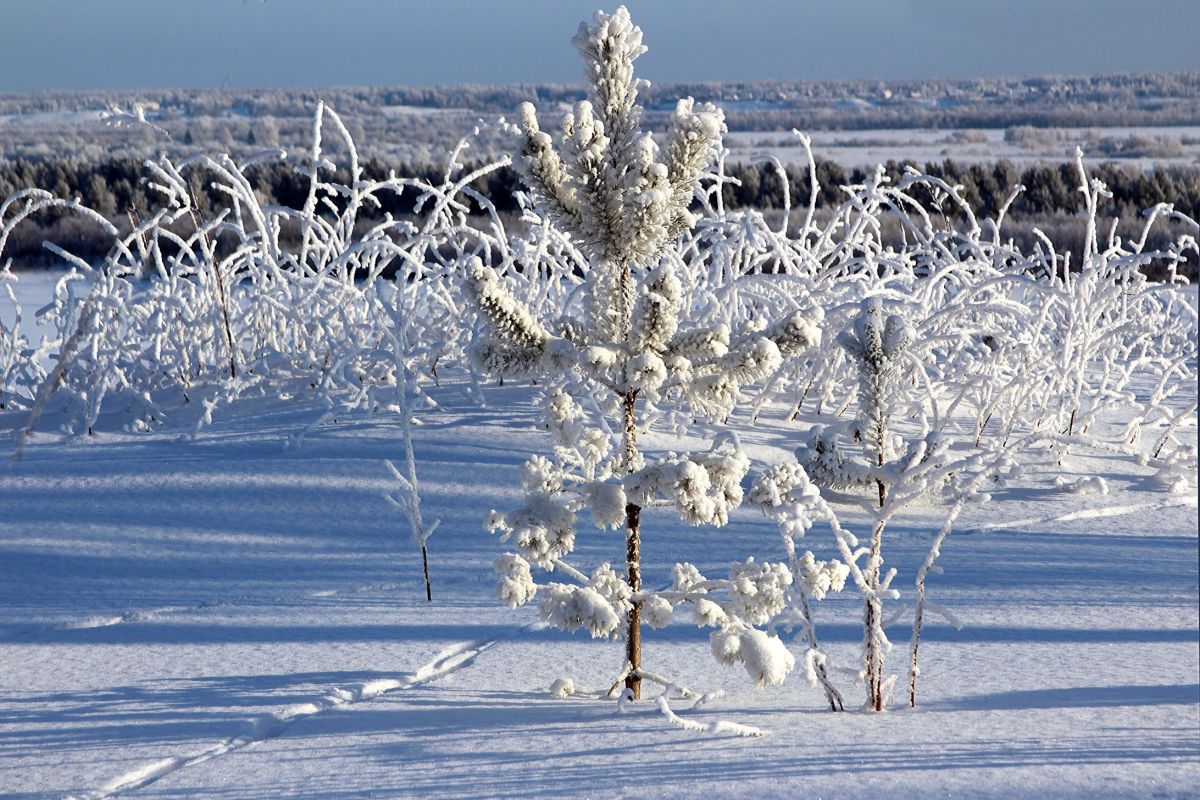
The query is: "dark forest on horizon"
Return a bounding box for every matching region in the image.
[3,155,1196,280]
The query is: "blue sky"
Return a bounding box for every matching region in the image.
[0,0,1197,92]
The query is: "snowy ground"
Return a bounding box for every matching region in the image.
[724,125,1200,169]
[0,277,1197,799]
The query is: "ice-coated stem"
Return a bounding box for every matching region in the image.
[188,195,237,380]
[864,518,887,711]
[796,585,844,711]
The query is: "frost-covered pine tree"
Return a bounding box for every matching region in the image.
[470,7,821,701]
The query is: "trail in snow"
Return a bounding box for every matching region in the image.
[961,495,1197,536]
[0,582,408,642]
[71,629,529,799]
[0,604,217,642]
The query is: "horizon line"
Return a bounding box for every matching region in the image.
[3,69,1198,99]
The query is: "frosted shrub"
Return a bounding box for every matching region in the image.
[754,434,1027,711]
[0,271,47,411]
[0,105,511,601]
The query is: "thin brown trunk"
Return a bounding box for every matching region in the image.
[863,593,881,711]
[624,501,642,700]
[622,388,642,700]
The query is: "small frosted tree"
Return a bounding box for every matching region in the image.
[791,298,929,710]
[470,6,821,700]
[785,297,1023,711]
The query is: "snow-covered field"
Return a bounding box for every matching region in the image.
[0,274,1196,799]
[725,126,1200,169]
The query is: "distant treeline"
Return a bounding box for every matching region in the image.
[2,155,1196,278]
[4,71,1197,131]
[723,158,1200,218]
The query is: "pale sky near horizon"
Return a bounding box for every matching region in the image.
[0,0,1197,93]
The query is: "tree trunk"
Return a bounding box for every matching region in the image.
[622,389,642,699]
[864,519,887,711]
[624,501,642,700]
[874,420,887,507]
[421,542,432,603]
[908,593,924,708]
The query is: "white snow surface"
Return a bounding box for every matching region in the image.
[0,280,1197,799]
[724,125,1200,169]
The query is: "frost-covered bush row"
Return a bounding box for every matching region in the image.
[1,2,1195,720]
[2,109,1193,456]
[727,148,1198,453]
[0,102,525,440]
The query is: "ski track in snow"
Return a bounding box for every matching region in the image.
[961,495,1198,535]
[0,582,406,642]
[68,629,525,799]
[0,604,217,641]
